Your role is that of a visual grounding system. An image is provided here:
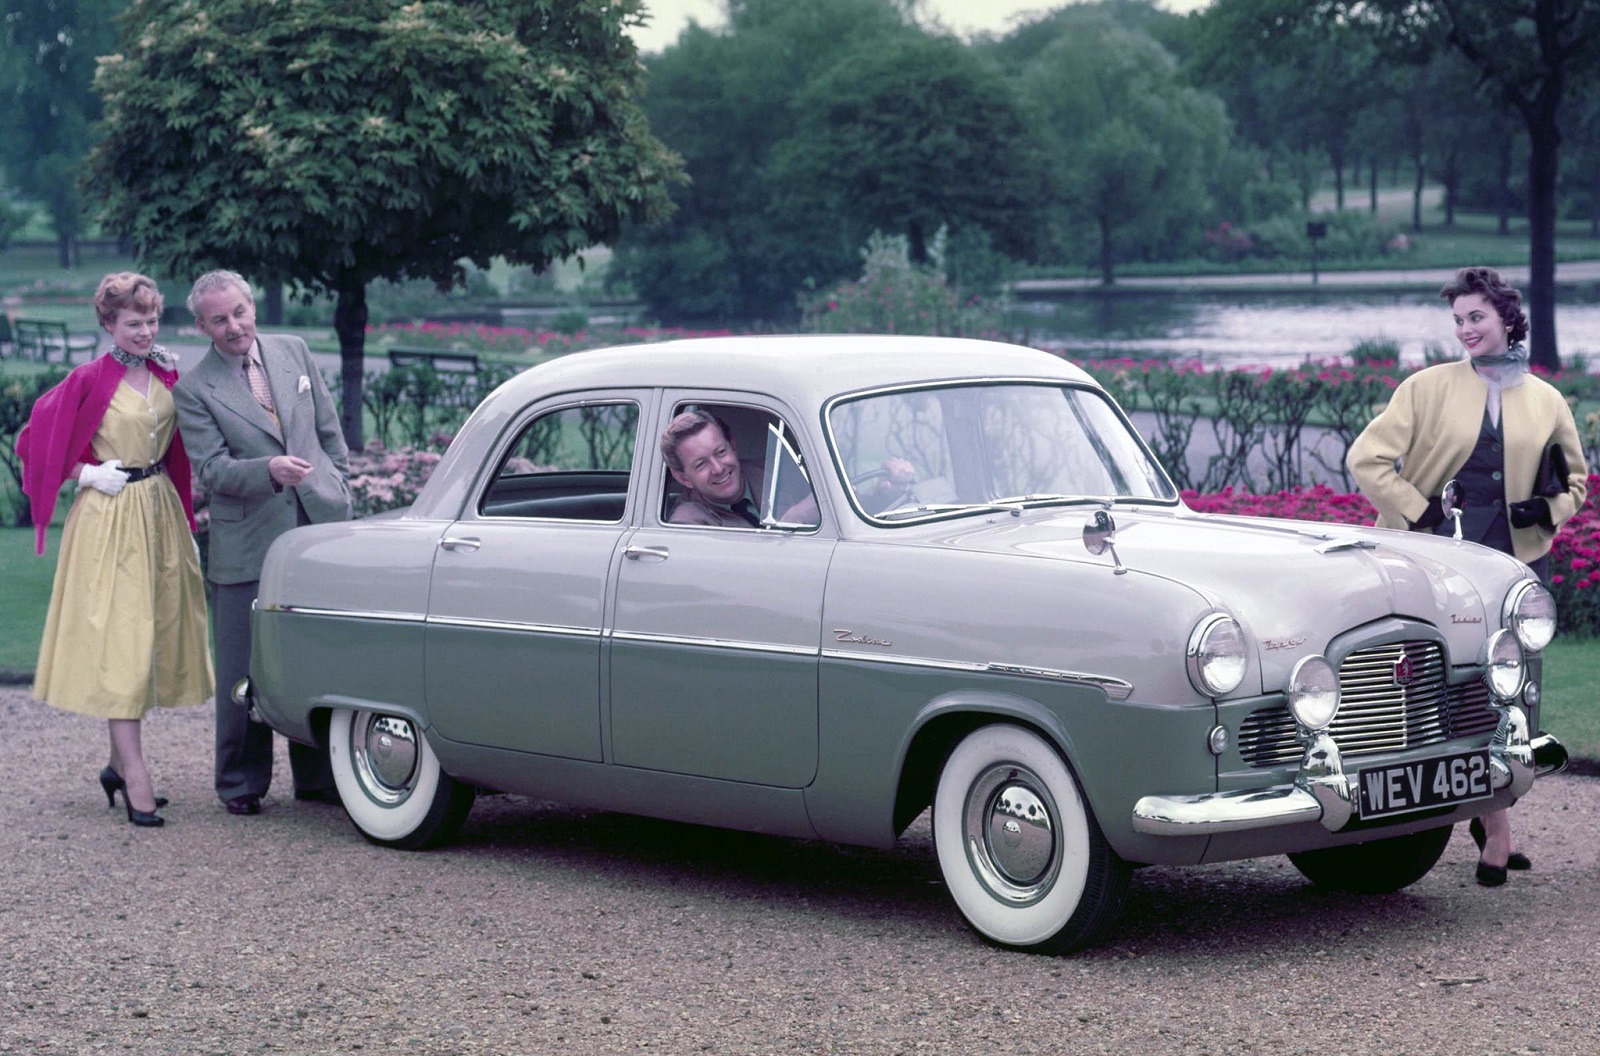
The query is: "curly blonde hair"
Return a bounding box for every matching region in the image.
[93,272,164,328]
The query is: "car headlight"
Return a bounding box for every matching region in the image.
[1504,579,1556,653]
[1483,629,1526,701]
[1187,614,1247,697]
[1287,655,1340,731]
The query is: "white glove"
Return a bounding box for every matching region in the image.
[78,459,129,497]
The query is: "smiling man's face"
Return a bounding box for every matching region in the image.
[670,422,744,504]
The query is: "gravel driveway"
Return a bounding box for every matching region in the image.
[3,686,1596,1055]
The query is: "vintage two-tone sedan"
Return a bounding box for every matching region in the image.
[241,336,1566,952]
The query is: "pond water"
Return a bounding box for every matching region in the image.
[1008,289,1600,371]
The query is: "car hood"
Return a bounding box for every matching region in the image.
[920,505,1525,690]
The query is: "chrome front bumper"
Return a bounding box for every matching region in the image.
[1131,705,1568,836]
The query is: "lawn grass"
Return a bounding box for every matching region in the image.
[1539,637,1600,766]
[0,523,57,672]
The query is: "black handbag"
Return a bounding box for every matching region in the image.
[1534,443,1570,497]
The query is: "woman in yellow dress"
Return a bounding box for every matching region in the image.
[19,273,213,827]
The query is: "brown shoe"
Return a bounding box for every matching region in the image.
[224,794,262,816]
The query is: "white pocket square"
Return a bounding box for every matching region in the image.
[297,374,311,393]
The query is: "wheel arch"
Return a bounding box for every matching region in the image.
[892,690,1079,836]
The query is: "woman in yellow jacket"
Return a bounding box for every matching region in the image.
[1348,266,1586,887]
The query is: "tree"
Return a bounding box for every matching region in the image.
[618,0,922,321]
[1021,10,1235,284]
[86,0,682,447]
[766,34,1049,270]
[0,0,124,267]
[1325,0,1600,371]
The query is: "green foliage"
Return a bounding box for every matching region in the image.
[617,0,901,321]
[1541,637,1600,760]
[802,230,1002,337]
[1019,8,1242,283]
[86,0,684,447]
[0,0,122,261]
[0,367,69,526]
[768,34,1048,271]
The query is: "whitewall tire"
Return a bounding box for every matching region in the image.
[933,724,1129,953]
[328,707,474,850]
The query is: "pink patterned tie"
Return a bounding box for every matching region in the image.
[243,355,276,414]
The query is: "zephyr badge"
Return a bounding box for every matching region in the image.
[1392,654,1415,687]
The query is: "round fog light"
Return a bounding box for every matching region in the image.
[1484,630,1525,701]
[1287,655,1340,732]
[1523,679,1541,707]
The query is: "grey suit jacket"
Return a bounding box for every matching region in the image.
[173,333,352,585]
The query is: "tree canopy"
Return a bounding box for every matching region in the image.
[0,0,122,265]
[87,0,682,445]
[1022,9,1236,284]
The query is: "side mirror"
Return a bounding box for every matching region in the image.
[1440,479,1464,541]
[1083,509,1126,574]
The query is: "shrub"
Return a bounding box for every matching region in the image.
[803,229,1002,338]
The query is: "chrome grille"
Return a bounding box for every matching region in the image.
[1238,641,1500,768]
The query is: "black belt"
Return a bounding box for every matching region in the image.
[123,463,164,482]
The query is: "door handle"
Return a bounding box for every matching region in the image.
[439,536,481,552]
[623,544,669,561]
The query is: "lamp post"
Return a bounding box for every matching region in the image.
[1306,221,1327,286]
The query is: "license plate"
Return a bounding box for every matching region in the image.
[1356,749,1493,820]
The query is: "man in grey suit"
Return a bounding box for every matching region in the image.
[173,270,353,815]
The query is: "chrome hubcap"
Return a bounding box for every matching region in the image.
[963,764,1061,905]
[351,713,420,806]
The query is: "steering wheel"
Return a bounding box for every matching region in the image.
[851,466,919,513]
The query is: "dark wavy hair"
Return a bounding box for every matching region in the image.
[1440,266,1528,344]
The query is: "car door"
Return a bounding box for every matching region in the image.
[424,395,646,761]
[607,398,832,788]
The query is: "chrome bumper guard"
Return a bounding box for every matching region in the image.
[1132,705,1566,837]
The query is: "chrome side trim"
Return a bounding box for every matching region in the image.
[259,603,427,624]
[821,650,1135,698]
[609,629,818,658]
[429,616,600,638]
[985,663,1135,701]
[820,650,986,673]
[258,603,598,638]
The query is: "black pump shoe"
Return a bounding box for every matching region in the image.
[1475,860,1507,887]
[123,798,165,827]
[1468,817,1531,870]
[99,766,169,810]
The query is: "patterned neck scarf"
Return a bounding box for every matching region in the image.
[109,343,173,370]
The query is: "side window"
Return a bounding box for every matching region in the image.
[659,403,818,530]
[479,402,638,521]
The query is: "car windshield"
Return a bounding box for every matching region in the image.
[825,381,1177,524]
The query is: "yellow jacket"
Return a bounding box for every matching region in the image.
[1347,359,1587,564]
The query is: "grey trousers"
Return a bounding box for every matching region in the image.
[211,580,334,801]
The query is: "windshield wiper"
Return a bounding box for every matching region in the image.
[988,493,1097,508]
[876,501,1025,522]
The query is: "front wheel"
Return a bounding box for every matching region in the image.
[1287,825,1453,893]
[932,725,1130,953]
[328,707,475,850]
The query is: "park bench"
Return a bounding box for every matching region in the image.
[387,346,480,374]
[12,318,99,364]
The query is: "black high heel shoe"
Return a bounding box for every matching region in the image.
[122,797,164,828]
[98,766,169,810]
[1468,817,1531,870]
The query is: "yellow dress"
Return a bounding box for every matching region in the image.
[33,379,214,719]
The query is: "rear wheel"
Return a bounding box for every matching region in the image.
[932,725,1130,953]
[328,707,474,849]
[1287,825,1453,893]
